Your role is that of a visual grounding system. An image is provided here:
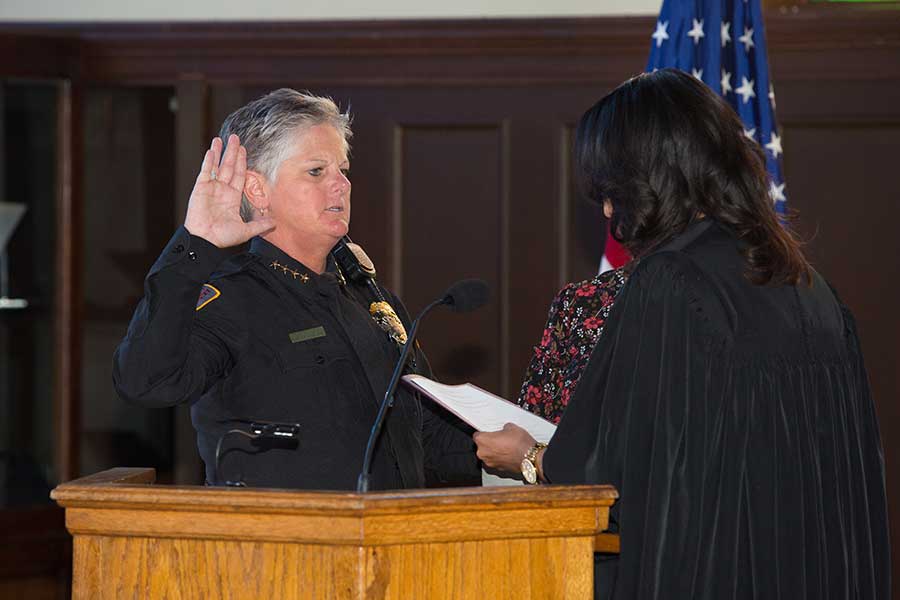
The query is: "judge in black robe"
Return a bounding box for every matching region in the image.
[474,69,890,600]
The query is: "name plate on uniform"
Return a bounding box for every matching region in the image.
[289,326,326,344]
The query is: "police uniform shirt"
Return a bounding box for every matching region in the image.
[113,227,479,490]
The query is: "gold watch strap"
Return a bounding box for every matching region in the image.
[525,442,548,479]
[525,442,548,462]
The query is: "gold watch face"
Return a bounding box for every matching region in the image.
[521,458,537,484]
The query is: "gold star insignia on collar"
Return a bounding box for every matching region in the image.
[270,260,309,283]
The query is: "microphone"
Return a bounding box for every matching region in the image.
[442,278,490,313]
[213,420,301,487]
[356,278,489,492]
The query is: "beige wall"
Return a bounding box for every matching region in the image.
[0,0,660,21]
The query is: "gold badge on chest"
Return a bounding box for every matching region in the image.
[369,301,408,346]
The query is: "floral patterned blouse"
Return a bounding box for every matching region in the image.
[516,268,629,424]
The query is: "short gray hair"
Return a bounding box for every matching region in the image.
[218,88,352,222]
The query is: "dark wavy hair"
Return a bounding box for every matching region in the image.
[575,68,810,286]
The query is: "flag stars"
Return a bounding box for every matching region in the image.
[736,76,756,103]
[769,181,786,204]
[721,69,733,94]
[652,21,670,48]
[739,27,755,52]
[721,21,732,48]
[648,12,786,210]
[765,132,783,159]
[688,19,705,45]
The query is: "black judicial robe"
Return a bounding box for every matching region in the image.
[113,227,479,490]
[543,220,890,600]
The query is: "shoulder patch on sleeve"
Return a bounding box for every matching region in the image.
[196,284,221,311]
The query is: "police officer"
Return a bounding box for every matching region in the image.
[113,89,479,490]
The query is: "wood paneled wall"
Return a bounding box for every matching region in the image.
[1,4,898,594]
[191,82,623,399]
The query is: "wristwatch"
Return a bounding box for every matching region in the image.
[521,442,548,485]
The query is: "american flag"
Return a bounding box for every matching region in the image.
[600,0,786,273]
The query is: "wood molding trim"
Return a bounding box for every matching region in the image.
[0,6,898,85]
[0,34,75,80]
[53,468,618,546]
[53,80,82,484]
[52,468,618,515]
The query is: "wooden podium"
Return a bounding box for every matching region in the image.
[52,468,618,599]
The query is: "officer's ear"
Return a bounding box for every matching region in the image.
[244,170,270,213]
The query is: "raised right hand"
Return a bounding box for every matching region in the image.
[184,134,275,248]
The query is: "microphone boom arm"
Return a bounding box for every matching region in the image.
[354,278,488,493]
[355,296,444,493]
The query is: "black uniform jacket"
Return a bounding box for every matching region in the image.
[543,220,890,600]
[113,227,479,490]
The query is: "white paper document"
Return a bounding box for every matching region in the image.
[401,374,557,442]
[402,375,557,487]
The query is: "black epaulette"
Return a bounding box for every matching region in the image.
[195,254,262,312]
[208,253,261,281]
